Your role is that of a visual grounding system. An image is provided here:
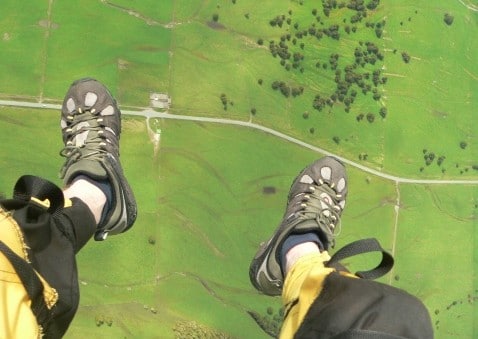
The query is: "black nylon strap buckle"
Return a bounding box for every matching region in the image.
[325,238,394,280]
[0,175,64,217]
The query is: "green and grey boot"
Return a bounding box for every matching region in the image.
[249,156,348,296]
[59,78,137,241]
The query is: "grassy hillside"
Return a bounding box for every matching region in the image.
[0,0,476,338]
[0,108,476,338]
[1,0,476,178]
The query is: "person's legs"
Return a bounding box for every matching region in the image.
[249,156,348,338]
[249,157,433,339]
[0,78,138,338]
[280,250,335,338]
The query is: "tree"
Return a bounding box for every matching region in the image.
[367,0,380,10]
[257,38,264,45]
[366,113,375,123]
[220,93,228,111]
[379,107,387,118]
[251,108,257,115]
[401,52,411,63]
[333,136,340,144]
[220,93,227,105]
[444,13,454,26]
[460,141,467,149]
[212,13,219,22]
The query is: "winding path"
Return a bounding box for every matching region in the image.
[458,0,478,12]
[1,99,477,185]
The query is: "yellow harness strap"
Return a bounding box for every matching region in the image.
[0,207,58,339]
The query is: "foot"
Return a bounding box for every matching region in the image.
[249,156,347,295]
[59,78,137,240]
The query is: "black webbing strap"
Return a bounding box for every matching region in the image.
[0,240,51,326]
[326,238,394,280]
[12,175,64,215]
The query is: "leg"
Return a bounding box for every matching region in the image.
[0,78,138,338]
[63,179,106,225]
[59,78,137,240]
[249,156,348,296]
[249,157,433,338]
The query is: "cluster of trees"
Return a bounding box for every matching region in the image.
[321,0,381,20]
[358,153,369,160]
[254,0,402,144]
[269,14,287,28]
[355,41,384,66]
[422,150,445,166]
[420,149,446,173]
[365,19,386,38]
[247,307,284,338]
[312,42,387,119]
[271,80,304,98]
[219,93,233,111]
[267,25,344,73]
[420,142,477,175]
[95,315,113,327]
[356,112,376,123]
[262,0,390,76]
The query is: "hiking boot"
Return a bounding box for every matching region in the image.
[59,78,137,241]
[249,156,347,295]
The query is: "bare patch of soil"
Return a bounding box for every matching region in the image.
[207,21,225,30]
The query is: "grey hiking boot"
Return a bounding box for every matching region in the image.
[59,78,137,241]
[249,156,347,296]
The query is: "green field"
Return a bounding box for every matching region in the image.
[0,0,477,338]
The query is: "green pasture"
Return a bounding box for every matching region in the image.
[380,1,478,177]
[0,0,476,178]
[393,184,478,337]
[0,2,46,97]
[0,0,477,338]
[0,108,476,338]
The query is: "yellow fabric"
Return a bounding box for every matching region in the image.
[279,251,356,339]
[64,198,72,208]
[0,207,58,339]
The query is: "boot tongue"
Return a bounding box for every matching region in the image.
[63,160,107,185]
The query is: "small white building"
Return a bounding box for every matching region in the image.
[150,93,171,109]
